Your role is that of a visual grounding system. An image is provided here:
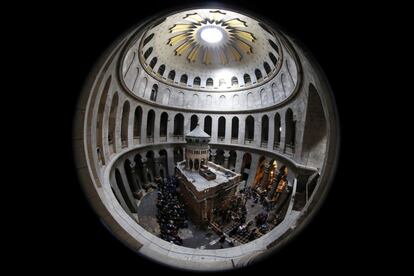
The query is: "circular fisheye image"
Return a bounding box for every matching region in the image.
[73,7,339,272]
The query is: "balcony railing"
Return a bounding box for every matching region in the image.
[146,136,154,143]
[285,143,295,154]
[133,136,141,144]
[218,136,225,142]
[244,138,254,145]
[273,141,280,149]
[260,141,268,148]
[159,136,167,142]
[231,138,238,144]
[121,140,127,148]
[172,135,184,141]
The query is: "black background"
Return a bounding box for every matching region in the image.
[22,0,386,274]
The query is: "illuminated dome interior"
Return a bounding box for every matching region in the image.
[73,6,339,272]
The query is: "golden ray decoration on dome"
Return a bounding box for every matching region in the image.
[167,10,256,65]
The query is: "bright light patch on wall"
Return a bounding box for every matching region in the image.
[200,27,223,43]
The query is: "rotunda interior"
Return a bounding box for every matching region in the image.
[73,7,339,272]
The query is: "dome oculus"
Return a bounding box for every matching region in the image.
[167,10,256,65]
[200,26,223,44]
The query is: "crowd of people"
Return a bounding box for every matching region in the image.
[156,176,188,245]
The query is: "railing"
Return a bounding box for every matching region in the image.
[285,143,295,154]
[218,136,225,142]
[172,135,184,141]
[159,136,167,142]
[244,138,254,145]
[261,141,268,148]
[273,142,280,149]
[121,140,128,148]
[146,136,154,143]
[133,136,141,144]
[231,138,238,144]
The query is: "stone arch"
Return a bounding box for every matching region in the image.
[120,101,130,148]
[146,109,155,141]
[173,113,184,136]
[190,114,198,131]
[108,92,119,154]
[159,112,168,138]
[204,115,212,135]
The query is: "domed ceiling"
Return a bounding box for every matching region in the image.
[123,9,294,92]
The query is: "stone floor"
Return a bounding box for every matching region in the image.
[136,188,286,249]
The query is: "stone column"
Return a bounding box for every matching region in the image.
[154,153,161,178]
[141,157,149,184]
[259,161,271,190]
[119,165,138,213]
[210,148,217,163]
[223,150,230,169]
[128,160,142,193]
[225,116,232,144]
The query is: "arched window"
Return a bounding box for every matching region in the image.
[231,117,239,141]
[147,110,155,141]
[204,116,212,135]
[180,74,188,84]
[255,69,263,82]
[285,108,295,150]
[108,93,119,153]
[168,70,175,81]
[274,113,281,148]
[193,76,201,87]
[157,64,165,76]
[269,39,279,54]
[264,62,271,75]
[245,115,254,142]
[143,33,154,46]
[218,116,226,140]
[133,106,142,143]
[143,47,153,59]
[190,115,198,131]
[244,74,251,85]
[269,52,277,66]
[206,78,213,87]
[261,115,269,146]
[173,113,184,136]
[149,57,157,69]
[231,76,239,87]
[121,101,130,147]
[160,112,168,138]
[150,84,158,101]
